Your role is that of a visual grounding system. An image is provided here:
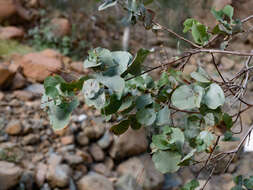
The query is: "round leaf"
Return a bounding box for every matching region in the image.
[152,150,181,173]
[136,108,156,126]
[203,83,225,109]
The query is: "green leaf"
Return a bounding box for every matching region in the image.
[196,131,215,152]
[223,113,233,129]
[84,91,106,109]
[234,176,244,186]
[128,115,142,130]
[60,76,88,93]
[191,23,210,45]
[183,18,197,33]
[181,179,199,190]
[111,51,133,75]
[179,149,196,166]
[82,79,101,99]
[95,74,125,95]
[136,94,153,109]
[158,72,169,88]
[190,67,210,83]
[244,177,253,189]
[222,131,240,141]
[45,96,79,131]
[102,94,122,115]
[136,108,156,126]
[125,48,150,76]
[170,128,185,148]
[203,83,225,109]
[152,134,170,150]
[152,150,181,173]
[98,0,117,11]
[44,75,65,89]
[211,8,224,21]
[110,119,130,135]
[223,5,234,19]
[156,106,171,126]
[171,85,204,110]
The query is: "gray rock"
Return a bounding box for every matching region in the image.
[83,124,104,140]
[78,172,114,190]
[117,154,164,190]
[115,175,143,190]
[90,143,105,161]
[23,134,40,145]
[0,161,23,190]
[98,131,113,149]
[47,164,71,188]
[77,132,89,146]
[64,153,83,165]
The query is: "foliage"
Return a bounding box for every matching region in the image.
[27,13,87,60]
[41,0,252,189]
[231,175,253,190]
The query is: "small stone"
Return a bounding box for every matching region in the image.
[78,172,114,190]
[47,164,71,188]
[98,131,113,149]
[104,157,114,171]
[64,153,83,165]
[92,163,111,177]
[220,56,235,70]
[70,62,85,73]
[77,132,89,146]
[90,144,105,162]
[20,171,35,190]
[36,163,48,187]
[23,134,40,145]
[61,135,74,145]
[13,90,34,101]
[48,153,63,167]
[0,91,4,101]
[77,150,93,164]
[0,161,23,190]
[5,120,22,135]
[25,83,45,95]
[83,123,105,140]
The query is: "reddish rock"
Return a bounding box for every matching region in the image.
[61,135,74,145]
[0,0,16,21]
[18,51,62,82]
[0,26,24,40]
[50,18,71,37]
[0,63,15,89]
[5,120,22,136]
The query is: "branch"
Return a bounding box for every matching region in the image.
[190,49,253,56]
[242,15,253,23]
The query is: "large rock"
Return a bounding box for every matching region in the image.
[117,154,164,190]
[35,162,48,187]
[0,161,23,190]
[78,172,114,190]
[0,0,16,21]
[0,26,24,40]
[110,128,148,159]
[50,18,71,37]
[0,63,16,89]
[18,50,62,82]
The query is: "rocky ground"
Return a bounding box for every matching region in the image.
[1,0,253,190]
